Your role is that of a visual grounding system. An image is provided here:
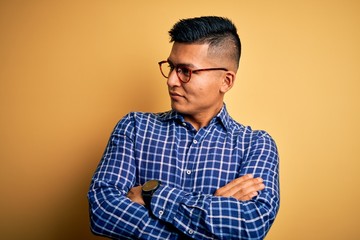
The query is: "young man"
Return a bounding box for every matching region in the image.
[88,16,280,239]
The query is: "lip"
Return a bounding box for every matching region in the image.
[169,91,184,100]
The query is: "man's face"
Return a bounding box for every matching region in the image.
[166,42,228,120]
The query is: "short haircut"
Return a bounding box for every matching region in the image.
[169,16,241,69]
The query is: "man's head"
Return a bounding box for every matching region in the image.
[163,16,241,129]
[169,16,241,71]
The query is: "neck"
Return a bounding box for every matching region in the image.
[183,105,223,131]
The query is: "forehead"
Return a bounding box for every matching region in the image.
[168,42,211,66]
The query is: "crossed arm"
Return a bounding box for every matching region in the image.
[127,174,265,204]
[89,172,277,239]
[90,163,278,239]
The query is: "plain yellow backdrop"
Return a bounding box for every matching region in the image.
[1,0,359,239]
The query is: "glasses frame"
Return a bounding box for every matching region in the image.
[158,60,228,83]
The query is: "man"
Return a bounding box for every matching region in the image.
[88,16,280,239]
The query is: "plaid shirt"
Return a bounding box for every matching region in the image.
[88,105,280,239]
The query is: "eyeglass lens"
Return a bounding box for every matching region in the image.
[160,62,191,82]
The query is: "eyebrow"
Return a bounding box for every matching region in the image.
[167,59,196,68]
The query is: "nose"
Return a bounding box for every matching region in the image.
[166,69,181,87]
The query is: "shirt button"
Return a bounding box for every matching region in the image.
[158,210,164,216]
[182,122,187,127]
[193,140,198,144]
[188,229,194,234]
[186,170,192,175]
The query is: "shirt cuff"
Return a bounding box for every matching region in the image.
[150,185,185,222]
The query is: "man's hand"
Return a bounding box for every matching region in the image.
[127,185,145,205]
[214,174,265,201]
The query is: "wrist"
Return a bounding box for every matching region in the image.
[142,180,161,208]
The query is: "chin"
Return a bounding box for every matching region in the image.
[171,102,187,114]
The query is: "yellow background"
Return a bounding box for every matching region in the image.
[1,0,359,239]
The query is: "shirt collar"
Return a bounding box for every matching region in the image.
[160,104,232,131]
[160,109,184,122]
[213,104,231,131]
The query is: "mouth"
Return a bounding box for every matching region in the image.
[169,91,183,100]
[169,92,182,97]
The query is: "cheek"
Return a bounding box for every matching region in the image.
[200,81,221,95]
[184,78,221,100]
[190,86,219,103]
[185,85,206,98]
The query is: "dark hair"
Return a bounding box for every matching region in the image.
[169,16,241,69]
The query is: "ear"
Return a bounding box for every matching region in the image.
[220,71,236,93]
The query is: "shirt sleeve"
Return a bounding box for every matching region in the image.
[87,113,173,239]
[149,130,280,240]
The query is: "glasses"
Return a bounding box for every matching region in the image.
[158,60,228,83]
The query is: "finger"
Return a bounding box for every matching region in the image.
[238,179,265,196]
[126,186,141,198]
[126,189,133,198]
[215,174,254,196]
[225,174,254,190]
[233,183,265,200]
[216,177,263,198]
[238,191,259,201]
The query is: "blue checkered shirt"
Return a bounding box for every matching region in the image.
[88,105,280,239]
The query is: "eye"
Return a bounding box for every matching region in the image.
[168,63,175,71]
[177,66,191,76]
